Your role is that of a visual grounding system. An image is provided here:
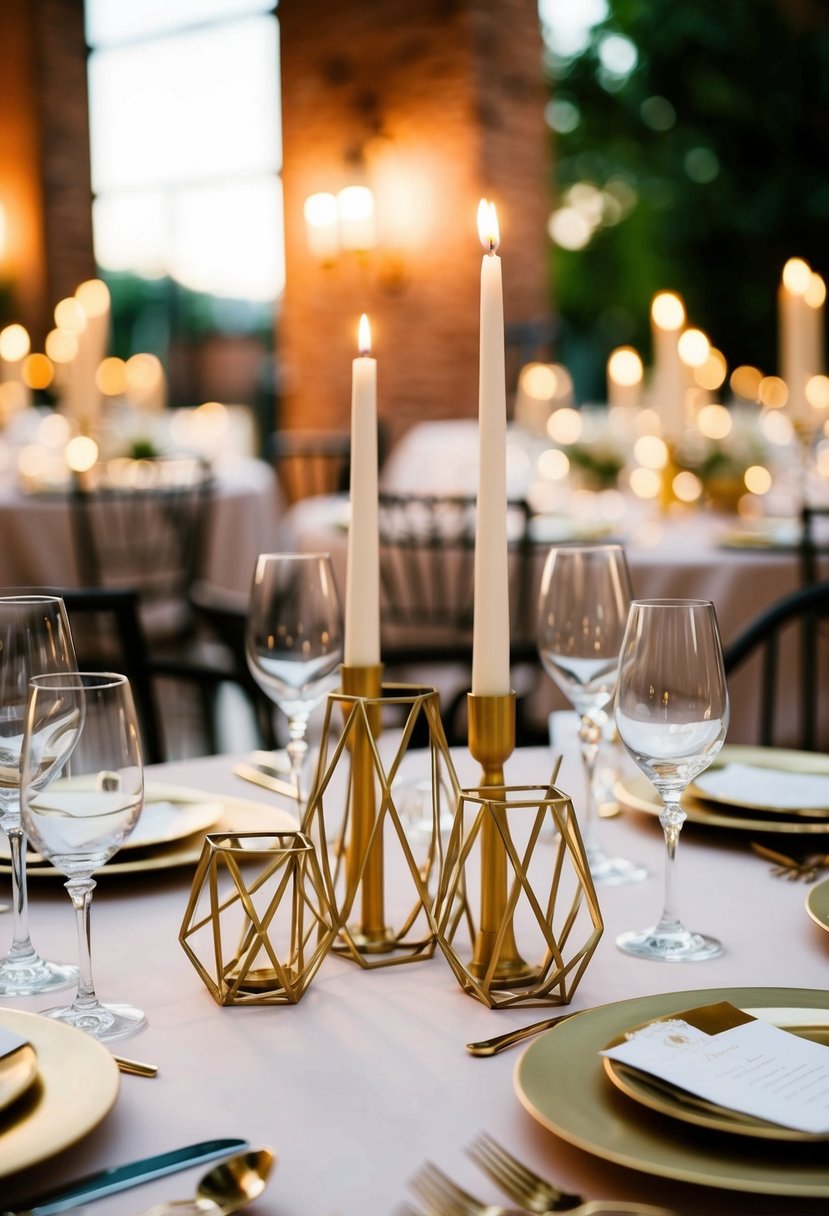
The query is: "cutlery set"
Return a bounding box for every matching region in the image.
[751,841,829,881]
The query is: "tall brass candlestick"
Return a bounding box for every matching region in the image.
[467,693,536,987]
[341,663,393,952]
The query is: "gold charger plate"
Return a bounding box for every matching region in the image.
[806,877,829,933]
[4,787,299,879]
[0,1007,119,1179]
[514,986,829,1197]
[688,746,829,817]
[603,1003,829,1142]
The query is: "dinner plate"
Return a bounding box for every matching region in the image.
[614,771,829,835]
[806,877,829,933]
[3,787,299,879]
[688,746,829,816]
[0,1007,119,1179]
[514,986,829,1196]
[602,1005,829,1141]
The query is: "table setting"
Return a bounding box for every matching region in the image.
[1,208,829,1216]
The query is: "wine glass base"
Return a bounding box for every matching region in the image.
[589,852,648,886]
[41,1000,147,1042]
[0,955,78,997]
[616,925,723,962]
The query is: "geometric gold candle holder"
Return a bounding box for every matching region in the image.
[432,693,603,1008]
[178,831,337,1005]
[302,681,459,969]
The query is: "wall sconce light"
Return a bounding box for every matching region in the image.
[304,185,377,267]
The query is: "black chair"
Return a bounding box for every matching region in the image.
[799,504,829,585]
[722,578,829,750]
[268,429,351,505]
[68,456,214,646]
[376,492,537,744]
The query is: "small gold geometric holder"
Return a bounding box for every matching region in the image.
[179,831,337,1005]
[302,676,460,969]
[432,692,603,1009]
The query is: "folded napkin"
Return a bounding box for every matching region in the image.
[694,762,829,810]
[0,1027,30,1059]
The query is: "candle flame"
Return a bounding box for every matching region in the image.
[782,257,811,296]
[651,291,685,331]
[477,199,500,253]
[358,313,372,355]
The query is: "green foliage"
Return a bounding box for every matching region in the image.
[548,0,829,401]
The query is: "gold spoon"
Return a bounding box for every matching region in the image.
[466,1010,579,1056]
[133,1148,275,1215]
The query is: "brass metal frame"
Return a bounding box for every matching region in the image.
[303,679,460,968]
[179,831,337,1005]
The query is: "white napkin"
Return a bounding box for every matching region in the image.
[694,762,829,810]
[0,1027,29,1058]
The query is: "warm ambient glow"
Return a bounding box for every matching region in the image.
[744,465,772,495]
[806,273,827,309]
[697,404,733,440]
[126,352,162,394]
[54,297,86,335]
[337,186,376,252]
[629,466,661,498]
[607,346,643,386]
[677,328,710,368]
[477,199,500,252]
[694,348,727,390]
[759,376,788,409]
[358,313,372,356]
[651,291,685,331]
[75,278,110,318]
[96,356,128,396]
[0,324,30,362]
[730,365,763,401]
[760,409,794,445]
[546,406,582,444]
[303,192,339,262]
[45,329,78,364]
[806,375,829,412]
[673,470,702,502]
[782,257,812,296]
[633,434,668,470]
[537,447,570,480]
[65,435,99,473]
[22,354,53,390]
[521,363,560,399]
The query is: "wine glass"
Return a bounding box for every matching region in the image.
[537,544,647,885]
[21,672,146,1039]
[246,553,343,801]
[614,598,729,961]
[0,595,78,995]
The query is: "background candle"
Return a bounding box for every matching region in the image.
[344,312,380,667]
[779,257,812,428]
[472,200,511,697]
[649,291,686,441]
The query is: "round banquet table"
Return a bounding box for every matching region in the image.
[0,457,282,597]
[2,739,828,1215]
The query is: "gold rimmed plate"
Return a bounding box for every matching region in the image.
[514,986,829,1197]
[0,1007,119,1179]
[688,746,829,817]
[602,1002,829,1142]
[806,877,829,933]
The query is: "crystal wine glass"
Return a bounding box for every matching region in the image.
[614,598,729,961]
[246,553,343,801]
[21,672,146,1039]
[537,544,646,885]
[0,595,78,995]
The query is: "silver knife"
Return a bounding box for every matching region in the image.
[232,762,298,801]
[4,1137,248,1215]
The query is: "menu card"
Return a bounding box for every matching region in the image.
[602,1003,829,1134]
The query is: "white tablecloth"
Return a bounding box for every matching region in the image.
[0,458,282,596]
[3,743,827,1214]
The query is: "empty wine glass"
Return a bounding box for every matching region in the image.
[537,544,646,885]
[0,595,78,995]
[246,553,343,801]
[614,599,729,961]
[22,672,146,1039]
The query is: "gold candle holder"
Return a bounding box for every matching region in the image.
[303,681,458,968]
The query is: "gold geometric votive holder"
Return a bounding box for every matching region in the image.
[432,692,603,1009]
[302,678,459,969]
[178,831,337,1005]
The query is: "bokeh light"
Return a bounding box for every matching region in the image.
[22,353,53,389]
[65,435,99,473]
[782,257,812,295]
[629,467,661,498]
[537,447,570,480]
[0,324,31,362]
[694,348,727,390]
[672,470,702,502]
[546,407,583,444]
[677,328,710,368]
[96,356,128,396]
[806,375,829,413]
[633,434,668,469]
[54,297,86,334]
[697,403,733,440]
[758,375,788,409]
[651,292,685,331]
[607,346,643,386]
[45,329,79,363]
[730,365,763,401]
[744,465,772,495]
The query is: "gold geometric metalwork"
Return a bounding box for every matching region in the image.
[432,692,603,1008]
[302,681,460,968]
[178,831,337,1005]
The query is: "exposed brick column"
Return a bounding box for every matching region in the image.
[278,0,550,449]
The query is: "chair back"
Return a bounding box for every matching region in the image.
[269,429,351,505]
[800,504,829,585]
[723,578,829,750]
[69,456,214,641]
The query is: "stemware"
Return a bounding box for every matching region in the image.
[537,544,646,884]
[614,598,729,961]
[21,671,146,1039]
[0,595,78,995]
[245,553,343,801]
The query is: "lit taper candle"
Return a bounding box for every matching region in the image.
[472,200,511,697]
[344,313,381,666]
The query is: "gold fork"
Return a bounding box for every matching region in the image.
[409,1160,677,1216]
[466,1133,580,1212]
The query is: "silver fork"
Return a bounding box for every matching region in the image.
[409,1160,678,1216]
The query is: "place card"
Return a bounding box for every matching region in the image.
[0,1026,29,1058]
[602,1003,829,1134]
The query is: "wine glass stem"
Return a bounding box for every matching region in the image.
[657,795,686,934]
[66,877,99,1009]
[5,825,37,962]
[578,716,602,859]
[286,717,309,800]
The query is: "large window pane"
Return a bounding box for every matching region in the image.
[85,0,276,47]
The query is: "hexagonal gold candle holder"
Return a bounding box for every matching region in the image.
[179,831,337,1005]
[433,693,603,1009]
[302,679,460,968]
